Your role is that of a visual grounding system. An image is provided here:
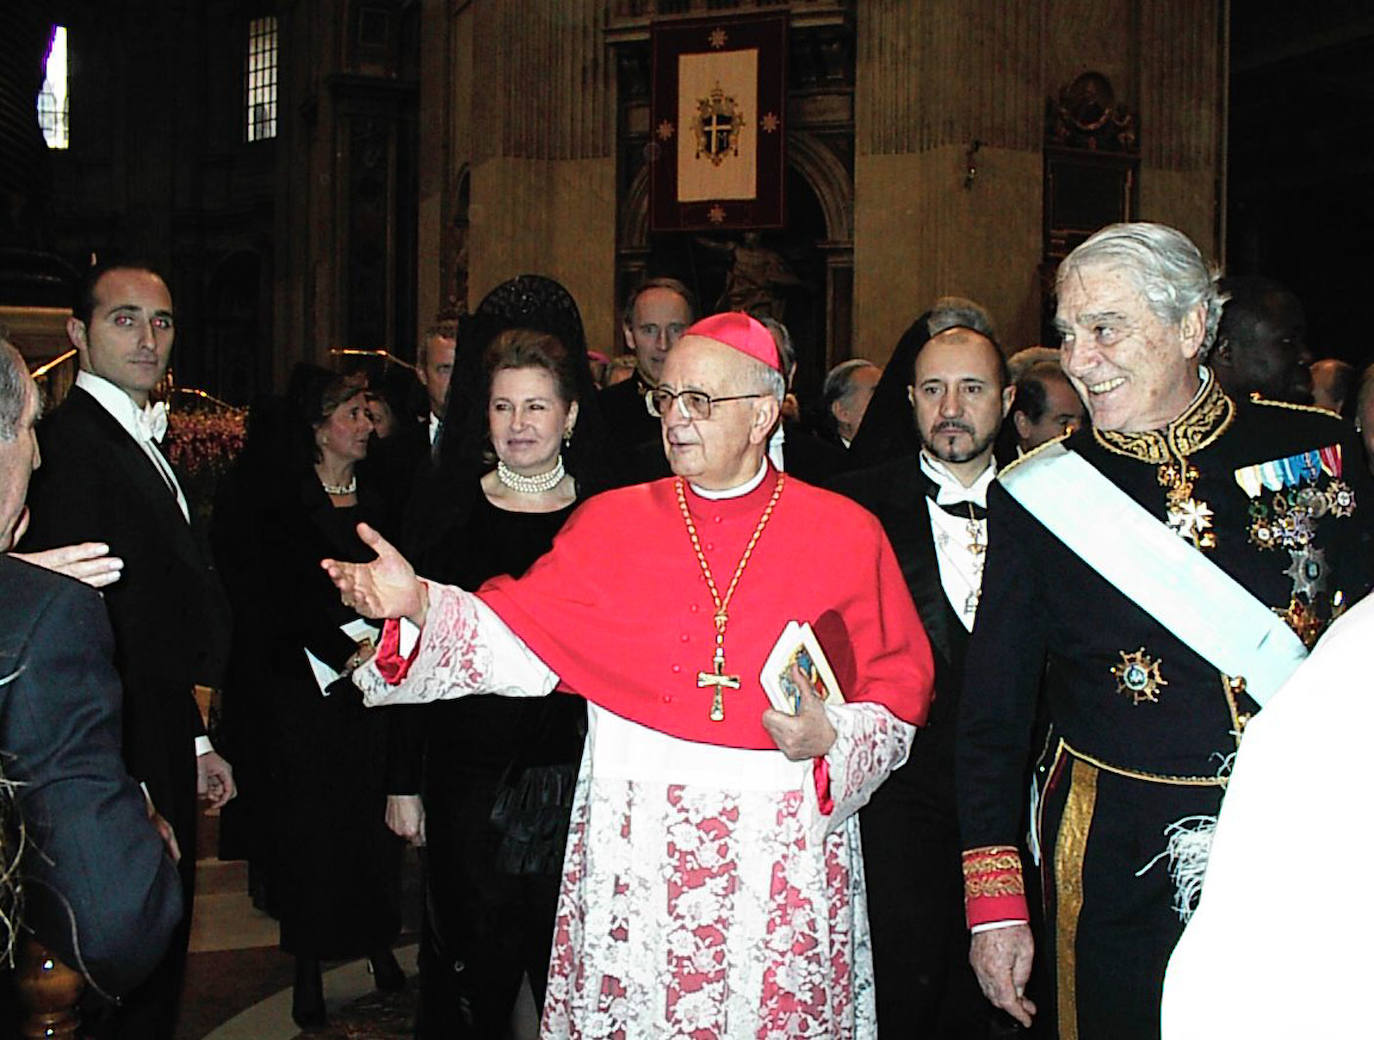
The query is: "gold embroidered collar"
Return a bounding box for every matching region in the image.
[1094,373,1235,464]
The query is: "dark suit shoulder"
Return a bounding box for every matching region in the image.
[0,556,115,680]
[1232,394,1351,455]
[826,456,920,511]
[0,549,115,617]
[781,424,849,484]
[34,386,117,452]
[0,554,181,995]
[599,377,660,449]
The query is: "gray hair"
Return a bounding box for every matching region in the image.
[927,296,997,341]
[1058,222,1225,357]
[418,320,458,367]
[823,358,880,413]
[739,354,787,403]
[754,316,795,381]
[1356,363,1374,428]
[1006,345,1061,384]
[0,336,32,443]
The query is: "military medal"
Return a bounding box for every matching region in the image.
[1158,459,1216,549]
[676,474,785,722]
[1326,480,1355,518]
[1276,597,1323,649]
[1237,445,1352,553]
[1235,444,1352,637]
[1111,648,1167,705]
[1283,546,1328,599]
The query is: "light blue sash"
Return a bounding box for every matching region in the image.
[1000,443,1307,707]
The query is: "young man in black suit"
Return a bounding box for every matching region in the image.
[830,323,1014,1038]
[21,263,235,1039]
[0,337,182,1001]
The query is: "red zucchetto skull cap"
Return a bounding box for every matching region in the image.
[683,312,782,373]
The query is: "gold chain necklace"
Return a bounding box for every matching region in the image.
[675,472,786,721]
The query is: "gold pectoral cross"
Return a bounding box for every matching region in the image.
[697,647,740,722]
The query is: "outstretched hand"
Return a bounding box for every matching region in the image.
[11,541,125,589]
[761,662,837,760]
[321,523,428,625]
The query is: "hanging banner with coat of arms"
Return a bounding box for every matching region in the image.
[649,13,787,231]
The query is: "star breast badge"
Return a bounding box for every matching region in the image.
[1166,497,1215,548]
[1111,648,1168,705]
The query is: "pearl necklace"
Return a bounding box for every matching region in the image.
[497,457,565,494]
[320,475,357,495]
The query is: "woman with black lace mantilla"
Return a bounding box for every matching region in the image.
[386,276,614,1037]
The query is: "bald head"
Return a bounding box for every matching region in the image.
[0,339,40,550]
[1310,358,1353,414]
[909,327,1013,484]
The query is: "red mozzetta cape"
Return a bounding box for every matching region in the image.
[475,469,934,749]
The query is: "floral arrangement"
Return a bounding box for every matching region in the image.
[163,396,247,533]
[165,406,246,479]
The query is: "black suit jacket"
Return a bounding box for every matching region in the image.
[22,386,231,837]
[597,375,660,453]
[829,457,967,811]
[0,556,182,995]
[780,424,850,484]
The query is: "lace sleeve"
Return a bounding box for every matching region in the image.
[814,701,915,836]
[354,581,558,707]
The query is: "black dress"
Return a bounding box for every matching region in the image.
[260,473,403,959]
[406,488,584,1038]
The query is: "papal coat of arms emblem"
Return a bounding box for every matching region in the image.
[692,82,745,166]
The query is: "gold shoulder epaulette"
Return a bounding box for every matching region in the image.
[998,431,1071,478]
[1249,394,1340,418]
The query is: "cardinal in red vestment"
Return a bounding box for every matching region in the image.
[325,311,934,1039]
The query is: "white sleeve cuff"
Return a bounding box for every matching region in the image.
[971,919,1026,934]
[195,735,214,757]
[398,617,421,657]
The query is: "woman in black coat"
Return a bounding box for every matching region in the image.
[258,366,405,1028]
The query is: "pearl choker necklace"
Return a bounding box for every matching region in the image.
[321,475,357,495]
[497,457,565,494]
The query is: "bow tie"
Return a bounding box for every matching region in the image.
[924,483,988,521]
[136,401,169,444]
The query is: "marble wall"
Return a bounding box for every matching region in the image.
[853,0,1223,354]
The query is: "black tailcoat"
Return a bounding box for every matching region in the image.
[23,386,230,851]
[830,458,990,1037]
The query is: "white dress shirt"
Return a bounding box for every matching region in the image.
[767,425,786,472]
[919,452,994,632]
[76,370,189,523]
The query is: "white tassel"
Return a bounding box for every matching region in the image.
[1132,734,1245,920]
[1136,814,1217,922]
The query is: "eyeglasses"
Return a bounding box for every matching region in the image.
[646,388,766,421]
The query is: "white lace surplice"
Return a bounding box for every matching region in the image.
[356,583,915,1040]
